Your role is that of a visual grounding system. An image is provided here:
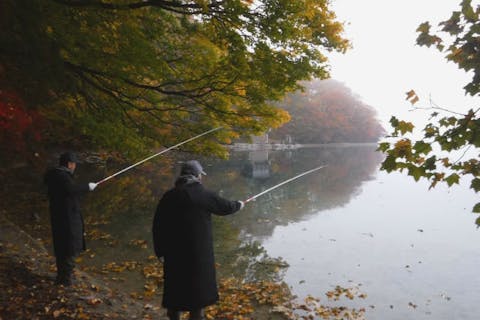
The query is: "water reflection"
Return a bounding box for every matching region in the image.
[243,150,270,179]
[209,145,383,240]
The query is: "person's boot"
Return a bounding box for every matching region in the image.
[167,309,181,320]
[55,255,75,286]
[189,309,205,320]
[55,274,72,286]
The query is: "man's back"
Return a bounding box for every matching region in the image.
[152,175,242,311]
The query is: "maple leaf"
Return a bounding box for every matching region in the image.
[406,89,416,100]
[405,89,419,105]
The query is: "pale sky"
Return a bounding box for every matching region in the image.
[328,0,479,128]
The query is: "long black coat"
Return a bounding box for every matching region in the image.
[44,167,89,257]
[152,177,241,310]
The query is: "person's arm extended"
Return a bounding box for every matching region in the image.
[61,174,90,195]
[200,189,243,216]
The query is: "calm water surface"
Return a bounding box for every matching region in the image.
[82,146,480,319]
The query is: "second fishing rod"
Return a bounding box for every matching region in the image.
[242,165,327,204]
[95,127,223,185]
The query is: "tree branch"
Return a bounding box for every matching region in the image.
[51,0,227,15]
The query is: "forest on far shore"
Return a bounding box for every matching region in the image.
[270,79,385,144]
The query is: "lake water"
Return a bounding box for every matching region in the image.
[81,146,480,319]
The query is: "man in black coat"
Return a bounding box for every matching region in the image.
[44,152,98,286]
[152,160,244,320]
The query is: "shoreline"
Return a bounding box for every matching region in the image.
[229,142,378,151]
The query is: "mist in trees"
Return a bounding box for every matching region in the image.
[270,79,385,144]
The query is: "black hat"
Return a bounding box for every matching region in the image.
[59,152,78,165]
[180,160,206,176]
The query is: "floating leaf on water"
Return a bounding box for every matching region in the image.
[440,293,451,301]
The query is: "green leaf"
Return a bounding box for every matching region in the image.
[444,173,460,186]
[416,22,431,34]
[413,141,432,155]
[424,156,437,171]
[448,117,458,126]
[408,165,425,181]
[423,125,438,138]
[377,142,390,152]
[397,121,414,135]
[439,117,450,127]
[430,112,439,119]
[473,203,480,213]
[381,155,397,172]
[470,178,480,192]
[440,11,462,35]
[461,0,477,21]
[390,116,399,128]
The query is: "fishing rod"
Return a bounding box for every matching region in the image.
[96,127,222,185]
[243,165,327,203]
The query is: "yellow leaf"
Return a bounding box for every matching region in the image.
[405,89,416,100]
[87,298,102,305]
[405,89,420,105]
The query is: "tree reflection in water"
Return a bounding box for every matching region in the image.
[209,145,383,240]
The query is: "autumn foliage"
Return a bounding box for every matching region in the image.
[0,90,42,155]
[0,0,349,158]
[379,0,480,223]
[271,79,385,143]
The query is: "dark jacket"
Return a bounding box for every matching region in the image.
[44,167,89,257]
[152,175,241,310]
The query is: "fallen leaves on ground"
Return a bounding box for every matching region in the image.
[0,219,165,320]
[86,229,113,241]
[130,239,148,249]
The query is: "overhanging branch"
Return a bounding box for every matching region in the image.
[51,0,227,15]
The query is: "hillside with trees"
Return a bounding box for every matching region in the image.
[270,79,385,144]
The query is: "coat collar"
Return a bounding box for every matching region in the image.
[175,174,201,187]
[56,166,74,176]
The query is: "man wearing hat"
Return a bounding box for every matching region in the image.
[152,160,245,320]
[44,152,98,286]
